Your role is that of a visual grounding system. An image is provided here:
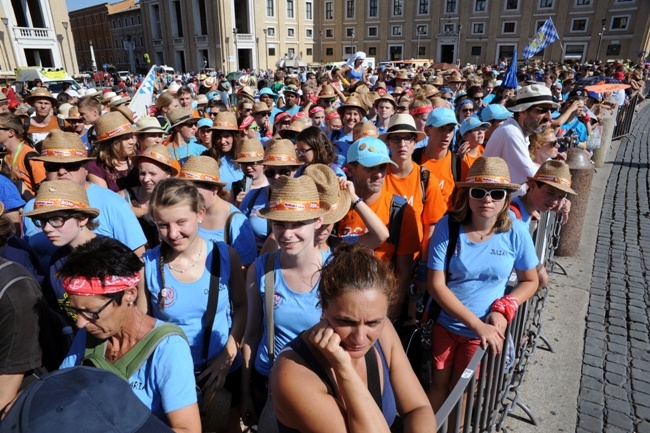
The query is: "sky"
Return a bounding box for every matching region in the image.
[67,0,118,12]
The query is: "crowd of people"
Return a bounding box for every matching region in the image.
[0,54,648,432]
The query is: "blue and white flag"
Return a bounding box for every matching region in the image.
[128,65,157,121]
[502,48,518,89]
[522,17,559,60]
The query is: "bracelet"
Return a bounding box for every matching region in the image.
[490,295,519,323]
[351,197,363,210]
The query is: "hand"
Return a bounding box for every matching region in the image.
[197,349,235,392]
[240,394,258,427]
[556,151,567,161]
[341,180,357,201]
[309,320,351,368]
[556,198,571,224]
[457,141,470,157]
[486,311,508,335]
[473,321,505,354]
[235,191,246,205]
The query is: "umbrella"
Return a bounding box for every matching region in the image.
[575,76,622,87]
[431,63,456,70]
[226,72,242,81]
[585,82,630,93]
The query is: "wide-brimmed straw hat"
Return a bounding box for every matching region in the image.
[134,117,167,135]
[527,160,575,195]
[108,95,131,108]
[394,70,410,81]
[508,85,561,112]
[447,71,466,83]
[278,121,306,139]
[111,105,135,124]
[132,144,180,176]
[26,88,58,106]
[455,156,520,191]
[337,95,367,118]
[179,156,226,186]
[252,102,271,115]
[318,84,336,99]
[65,106,82,121]
[94,111,134,143]
[373,93,397,109]
[32,130,94,162]
[101,91,117,103]
[379,114,426,142]
[168,108,198,129]
[210,111,239,132]
[263,139,303,166]
[303,164,350,224]
[24,180,99,218]
[352,121,379,142]
[423,84,440,98]
[259,175,330,221]
[196,94,209,106]
[234,138,265,163]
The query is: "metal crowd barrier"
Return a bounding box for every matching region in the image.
[613,94,639,139]
[435,211,562,432]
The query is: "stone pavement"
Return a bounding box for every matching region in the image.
[577,102,650,433]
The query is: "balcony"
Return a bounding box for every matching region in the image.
[194,35,208,43]
[13,26,53,41]
[235,33,253,43]
[153,39,163,47]
[172,37,184,45]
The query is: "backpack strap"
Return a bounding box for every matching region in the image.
[223,210,240,246]
[202,242,222,365]
[264,251,277,363]
[0,261,34,300]
[387,194,408,246]
[57,117,66,131]
[244,188,264,218]
[420,166,430,205]
[450,151,461,183]
[510,201,523,220]
[22,150,40,186]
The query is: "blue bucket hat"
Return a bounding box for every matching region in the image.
[480,104,513,122]
[347,137,397,168]
[460,117,490,136]
[425,107,459,128]
[258,87,278,100]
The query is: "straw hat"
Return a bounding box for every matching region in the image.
[24,180,99,218]
[455,157,520,191]
[83,88,100,99]
[26,88,58,106]
[303,164,350,224]
[373,93,397,109]
[111,105,135,124]
[204,76,217,88]
[234,138,264,163]
[179,156,225,186]
[337,95,367,118]
[210,111,239,132]
[32,130,94,162]
[108,95,131,108]
[132,144,180,176]
[259,175,330,221]
[379,114,426,142]
[134,117,167,135]
[283,84,301,96]
[168,108,198,129]
[57,103,73,119]
[318,84,336,99]
[252,102,271,115]
[352,121,379,142]
[238,86,256,101]
[278,121,306,139]
[196,94,209,106]
[527,160,575,195]
[94,111,134,143]
[430,75,445,86]
[65,106,82,121]
[263,139,302,166]
[508,85,560,112]
[101,91,117,103]
[447,72,466,83]
[423,84,440,98]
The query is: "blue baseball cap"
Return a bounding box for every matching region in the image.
[460,117,490,136]
[425,107,459,128]
[197,118,213,129]
[347,137,397,168]
[480,104,513,122]
[206,91,220,102]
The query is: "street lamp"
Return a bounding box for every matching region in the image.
[57,34,68,70]
[416,26,424,58]
[349,29,354,59]
[596,19,607,62]
[62,21,75,73]
[262,28,268,71]
[457,24,462,66]
[319,30,323,64]
[232,27,238,71]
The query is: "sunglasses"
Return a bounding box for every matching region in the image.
[462,108,474,113]
[44,162,85,172]
[241,160,263,166]
[531,106,552,114]
[264,168,292,178]
[473,96,483,101]
[388,135,415,144]
[241,108,253,113]
[247,125,259,131]
[469,188,508,201]
[183,121,198,127]
[545,140,559,147]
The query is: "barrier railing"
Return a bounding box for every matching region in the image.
[613,94,639,139]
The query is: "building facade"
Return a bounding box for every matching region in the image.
[0,0,77,72]
[109,4,146,72]
[315,0,650,65]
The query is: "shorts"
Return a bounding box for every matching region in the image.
[432,323,482,374]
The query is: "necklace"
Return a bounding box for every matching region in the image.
[475,227,494,240]
[109,313,143,362]
[168,240,203,273]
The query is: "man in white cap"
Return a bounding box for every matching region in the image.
[483,84,560,188]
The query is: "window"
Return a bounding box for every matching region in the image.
[506,0,518,10]
[287,0,294,18]
[346,0,354,18]
[472,23,485,34]
[418,0,429,14]
[415,25,428,36]
[444,23,455,33]
[564,44,585,60]
[418,46,425,56]
[392,26,402,36]
[368,27,378,37]
[497,44,515,60]
[287,28,295,37]
[267,0,274,16]
[325,2,333,19]
[267,27,276,37]
[446,0,457,13]
[571,18,587,31]
[389,45,403,61]
[503,22,516,33]
[393,0,403,15]
[535,20,545,31]
[325,29,333,37]
[475,0,486,11]
[306,2,312,19]
[345,46,355,55]
[611,16,629,30]
[606,44,621,55]
[471,46,482,56]
[269,47,276,56]
[368,47,377,55]
[539,0,553,8]
[306,29,313,38]
[346,28,355,37]
[306,48,313,55]
[326,48,333,55]
[288,48,295,56]
[369,0,378,16]
[576,0,590,5]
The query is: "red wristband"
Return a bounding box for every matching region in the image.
[490,295,519,323]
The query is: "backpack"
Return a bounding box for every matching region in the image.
[22,116,67,150]
[387,194,408,248]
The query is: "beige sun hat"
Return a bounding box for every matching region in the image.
[527,160,575,195]
[132,144,180,176]
[179,155,225,186]
[318,84,336,99]
[26,88,58,106]
[352,121,379,142]
[210,111,239,132]
[508,85,561,112]
[263,139,303,166]
[259,175,330,221]
[303,164,350,224]
[57,103,73,119]
[252,102,272,115]
[94,111,134,143]
[24,180,99,218]
[64,106,82,121]
[431,75,445,86]
[196,94,209,106]
[168,108,198,129]
[32,130,94,162]
[277,121,306,139]
[234,138,265,163]
[373,93,397,109]
[423,84,440,98]
[337,95,367,118]
[101,91,117,103]
[108,95,131,108]
[379,114,426,143]
[134,117,167,135]
[455,156,520,191]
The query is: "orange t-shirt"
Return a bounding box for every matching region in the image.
[27,116,69,145]
[5,142,46,195]
[384,162,447,240]
[460,145,484,181]
[336,192,420,263]
[421,151,455,209]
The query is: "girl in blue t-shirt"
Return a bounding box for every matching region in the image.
[142,177,246,433]
[426,157,539,412]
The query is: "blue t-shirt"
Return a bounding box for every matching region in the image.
[253,250,330,376]
[0,175,25,211]
[218,155,244,194]
[239,186,270,250]
[329,130,354,169]
[427,215,538,338]
[60,320,197,422]
[22,183,147,270]
[168,140,205,165]
[269,105,300,125]
[143,240,241,371]
[509,196,532,227]
[198,204,257,265]
[558,117,588,143]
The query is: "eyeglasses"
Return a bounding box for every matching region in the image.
[44,162,85,172]
[469,188,508,201]
[530,106,552,114]
[32,214,75,228]
[545,140,559,147]
[64,297,115,321]
[473,96,484,101]
[241,160,263,166]
[241,108,253,113]
[388,135,415,144]
[247,125,259,131]
[264,168,292,178]
[295,147,313,156]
